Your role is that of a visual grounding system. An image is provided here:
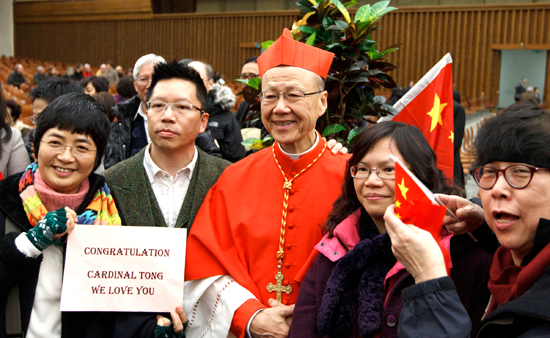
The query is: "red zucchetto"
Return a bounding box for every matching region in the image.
[257,28,334,79]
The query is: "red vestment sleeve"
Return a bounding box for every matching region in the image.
[230,299,265,338]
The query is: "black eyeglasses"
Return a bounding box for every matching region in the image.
[350,166,395,180]
[470,164,550,189]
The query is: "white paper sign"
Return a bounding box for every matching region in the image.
[60,224,186,312]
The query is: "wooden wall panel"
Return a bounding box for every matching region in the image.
[14,4,550,104]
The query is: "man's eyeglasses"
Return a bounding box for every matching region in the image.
[350,166,395,180]
[258,90,323,105]
[146,101,205,116]
[470,164,550,189]
[238,73,259,80]
[40,140,96,158]
[137,77,152,87]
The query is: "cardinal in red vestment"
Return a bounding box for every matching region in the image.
[183,28,350,338]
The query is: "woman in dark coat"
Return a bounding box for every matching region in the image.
[289,121,493,338]
[388,102,550,338]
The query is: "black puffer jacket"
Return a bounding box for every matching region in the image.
[104,95,221,169]
[206,83,245,162]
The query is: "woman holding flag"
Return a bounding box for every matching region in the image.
[387,103,550,337]
[288,121,492,338]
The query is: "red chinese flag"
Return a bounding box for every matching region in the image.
[392,156,451,275]
[384,54,455,181]
[0,172,3,180]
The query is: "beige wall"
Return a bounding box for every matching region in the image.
[0,0,14,57]
[197,0,550,12]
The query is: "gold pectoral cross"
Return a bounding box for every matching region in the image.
[266,265,292,303]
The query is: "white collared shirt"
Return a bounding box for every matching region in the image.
[278,132,319,160]
[134,103,151,143]
[143,144,198,227]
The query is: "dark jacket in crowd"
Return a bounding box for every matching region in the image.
[33,73,48,85]
[206,83,245,162]
[7,71,26,88]
[514,83,526,102]
[104,95,221,169]
[520,91,539,106]
[289,209,493,338]
[454,99,466,188]
[399,219,550,338]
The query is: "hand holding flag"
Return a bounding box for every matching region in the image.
[388,154,452,275]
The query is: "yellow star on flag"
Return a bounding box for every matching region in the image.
[398,178,409,200]
[395,200,401,208]
[396,213,402,219]
[449,131,454,143]
[426,94,447,132]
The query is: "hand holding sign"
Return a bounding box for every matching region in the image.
[61,225,186,313]
[155,306,188,338]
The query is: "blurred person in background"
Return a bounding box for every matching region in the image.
[102,62,119,86]
[33,66,48,85]
[116,65,124,79]
[7,64,26,89]
[0,91,30,178]
[114,75,137,105]
[93,92,116,123]
[82,64,93,78]
[5,99,32,143]
[48,66,60,77]
[188,60,245,162]
[82,76,109,96]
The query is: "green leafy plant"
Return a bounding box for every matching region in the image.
[239,0,399,149]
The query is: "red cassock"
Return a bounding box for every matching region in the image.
[186,138,349,337]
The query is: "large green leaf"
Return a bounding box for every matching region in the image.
[355,5,371,23]
[322,123,346,137]
[343,0,358,8]
[331,0,351,23]
[371,1,397,19]
[247,77,261,90]
[305,32,317,45]
[261,40,275,50]
[297,25,317,35]
[334,20,349,30]
[347,126,365,145]
[296,0,315,13]
[322,15,335,29]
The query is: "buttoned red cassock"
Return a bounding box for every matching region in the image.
[185,137,349,337]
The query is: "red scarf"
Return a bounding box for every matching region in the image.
[487,242,550,313]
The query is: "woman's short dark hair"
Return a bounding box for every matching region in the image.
[34,92,110,171]
[324,121,464,236]
[116,75,137,99]
[81,76,109,94]
[474,102,550,168]
[6,99,22,121]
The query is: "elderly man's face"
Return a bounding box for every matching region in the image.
[100,65,107,73]
[134,62,155,104]
[16,65,23,74]
[261,66,327,154]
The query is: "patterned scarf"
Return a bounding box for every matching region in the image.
[19,163,121,227]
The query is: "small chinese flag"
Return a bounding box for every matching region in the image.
[390,154,451,275]
[380,54,454,181]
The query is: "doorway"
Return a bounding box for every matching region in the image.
[498,49,547,109]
